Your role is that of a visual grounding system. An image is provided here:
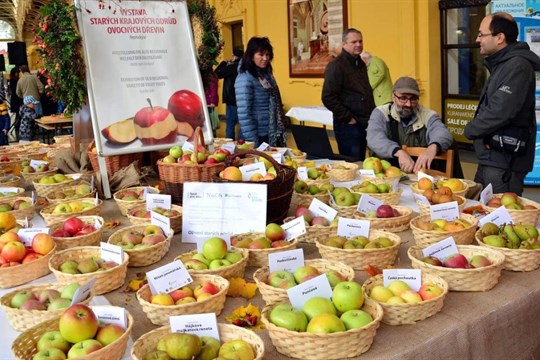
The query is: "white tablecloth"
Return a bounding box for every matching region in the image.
[285,106,334,127]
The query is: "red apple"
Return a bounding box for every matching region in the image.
[22,252,42,264]
[294,206,314,224]
[141,233,167,245]
[194,281,219,298]
[134,100,178,145]
[1,241,25,262]
[52,229,71,238]
[422,256,443,266]
[376,205,395,218]
[443,253,469,269]
[168,89,204,129]
[59,304,99,343]
[265,223,285,242]
[418,283,443,300]
[95,323,125,346]
[32,233,55,255]
[74,225,96,237]
[63,217,85,236]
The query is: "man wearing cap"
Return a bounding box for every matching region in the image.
[19,96,38,142]
[366,76,453,173]
[215,48,244,140]
[16,65,44,118]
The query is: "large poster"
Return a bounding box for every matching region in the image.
[76,0,212,156]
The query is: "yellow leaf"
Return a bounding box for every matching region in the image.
[240,282,258,299]
[227,277,245,297]
[104,220,121,229]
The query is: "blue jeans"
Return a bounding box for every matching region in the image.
[35,102,43,118]
[225,105,243,140]
[334,122,367,160]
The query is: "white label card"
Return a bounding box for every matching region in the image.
[91,176,95,191]
[100,242,124,265]
[392,179,400,193]
[151,211,172,236]
[337,218,370,238]
[31,191,36,205]
[182,141,194,152]
[146,193,172,211]
[0,187,20,194]
[196,236,231,254]
[357,194,384,214]
[240,162,266,181]
[308,198,337,222]
[256,142,270,151]
[143,187,148,200]
[422,237,459,261]
[222,142,236,155]
[429,201,459,222]
[268,248,304,273]
[281,217,306,241]
[297,167,308,180]
[413,193,430,204]
[29,159,48,168]
[272,153,283,164]
[71,278,97,305]
[92,306,128,329]
[417,171,434,183]
[18,228,50,247]
[383,269,422,292]
[359,169,376,177]
[147,260,193,295]
[95,193,99,205]
[287,274,333,311]
[479,206,514,227]
[480,183,494,205]
[170,313,220,340]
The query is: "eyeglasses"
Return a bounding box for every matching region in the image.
[477,32,497,38]
[393,93,419,104]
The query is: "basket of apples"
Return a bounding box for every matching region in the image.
[231,223,298,267]
[0,155,22,175]
[126,204,183,233]
[0,196,35,220]
[327,161,359,182]
[283,205,338,244]
[50,216,104,251]
[350,180,402,205]
[0,174,23,187]
[33,173,83,197]
[260,283,383,360]
[315,230,401,270]
[302,165,331,187]
[12,304,133,360]
[360,157,404,184]
[291,180,332,208]
[329,187,361,218]
[137,274,229,326]
[416,187,466,216]
[253,259,355,305]
[20,162,58,186]
[48,246,130,295]
[0,186,25,200]
[107,224,172,267]
[40,197,104,226]
[0,282,93,331]
[475,222,540,271]
[0,227,57,288]
[407,245,505,291]
[112,186,161,216]
[484,192,540,225]
[411,176,469,197]
[410,213,479,247]
[354,204,413,233]
[46,182,96,205]
[131,323,265,360]
[175,237,249,279]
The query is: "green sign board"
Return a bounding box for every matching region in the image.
[444,98,478,144]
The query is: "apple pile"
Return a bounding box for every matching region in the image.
[129,206,181,219]
[267,264,345,289]
[368,280,443,304]
[21,160,50,173]
[50,184,92,200]
[115,188,146,201]
[486,192,536,210]
[331,187,360,207]
[363,157,403,178]
[0,175,20,184]
[162,144,232,166]
[351,180,393,194]
[422,253,492,269]
[323,235,394,249]
[58,256,118,275]
[416,177,466,194]
[0,198,31,212]
[183,237,244,270]
[294,180,334,195]
[217,163,277,182]
[150,281,220,306]
[415,217,472,232]
[51,217,97,238]
[31,304,127,359]
[268,281,375,333]
[52,201,96,214]
[357,204,401,218]
[8,283,83,311]
[143,333,256,360]
[0,232,55,268]
[292,206,338,227]
[421,186,464,205]
[231,223,290,249]
[235,138,251,150]
[116,225,167,250]
[479,222,540,250]
[304,166,329,181]
[37,173,71,185]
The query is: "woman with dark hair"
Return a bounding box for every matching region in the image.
[235,36,287,147]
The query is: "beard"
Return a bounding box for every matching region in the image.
[395,104,417,118]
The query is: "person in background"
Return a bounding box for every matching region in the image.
[16,65,44,118]
[19,96,39,142]
[322,28,375,160]
[235,36,287,147]
[215,47,244,140]
[8,67,21,139]
[361,51,393,106]
[203,70,220,136]
[366,76,453,173]
[0,103,10,145]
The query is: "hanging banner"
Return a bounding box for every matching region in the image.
[76,0,212,156]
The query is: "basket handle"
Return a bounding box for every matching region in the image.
[191,127,205,163]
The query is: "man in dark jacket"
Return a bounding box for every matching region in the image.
[216,48,244,140]
[464,12,540,195]
[322,28,375,160]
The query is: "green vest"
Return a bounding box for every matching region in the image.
[380,103,436,147]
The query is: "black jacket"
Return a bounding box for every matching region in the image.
[464,42,540,172]
[215,59,240,105]
[321,50,375,125]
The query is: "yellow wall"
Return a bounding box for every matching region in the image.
[210,0,442,116]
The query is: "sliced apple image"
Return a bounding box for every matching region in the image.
[177,121,194,137]
[101,118,137,144]
[134,98,178,145]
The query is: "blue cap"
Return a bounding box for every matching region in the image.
[23,96,39,105]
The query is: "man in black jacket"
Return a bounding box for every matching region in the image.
[322,28,375,160]
[464,12,540,195]
[216,48,244,140]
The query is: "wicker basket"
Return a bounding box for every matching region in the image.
[125,204,183,234]
[354,205,413,233]
[87,140,143,176]
[327,162,359,182]
[107,224,173,267]
[359,174,402,185]
[283,216,337,244]
[50,216,105,251]
[315,229,401,270]
[410,213,479,247]
[0,196,35,220]
[131,323,265,360]
[485,195,540,225]
[157,128,225,203]
[408,245,505,291]
[305,177,331,188]
[22,151,49,161]
[48,246,129,295]
[45,181,96,205]
[46,144,70,159]
[113,186,161,216]
[0,157,23,175]
[351,189,402,205]
[137,274,229,326]
[40,198,104,226]
[291,191,331,209]
[253,258,355,305]
[416,195,467,216]
[411,179,469,198]
[0,186,26,200]
[475,230,540,271]
[0,175,22,187]
[20,167,58,186]
[231,232,298,267]
[0,244,56,289]
[0,282,94,331]
[329,200,358,218]
[32,174,83,197]
[53,135,72,145]
[362,273,449,325]
[212,149,296,224]
[175,248,249,279]
[11,310,133,360]
[261,297,383,360]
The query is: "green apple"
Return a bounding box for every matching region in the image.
[269,303,308,331]
[293,265,320,284]
[196,336,221,360]
[142,350,171,360]
[334,191,356,206]
[302,297,336,320]
[319,183,335,193]
[306,313,346,334]
[161,333,202,360]
[387,280,410,296]
[36,330,70,353]
[257,156,272,170]
[324,270,345,288]
[32,348,68,360]
[59,304,99,344]
[53,174,68,183]
[10,290,36,309]
[369,285,394,303]
[268,270,296,288]
[192,253,210,266]
[307,168,320,179]
[224,251,243,264]
[218,339,255,360]
[202,237,228,261]
[332,281,364,313]
[52,203,72,214]
[340,309,373,330]
[208,259,232,269]
[47,297,72,310]
[67,339,103,358]
[60,282,81,300]
[59,260,79,274]
[294,180,309,194]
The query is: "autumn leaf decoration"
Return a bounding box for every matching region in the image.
[226,303,264,330]
[227,277,258,299]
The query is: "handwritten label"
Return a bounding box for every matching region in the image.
[281,217,306,241]
[240,162,266,181]
[287,274,333,310]
[297,167,308,180]
[359,169,376,177]
[146,193,172,211]
[147,260,193,295]
[337,218,370,237]
[479,206,514,227]
[422,237,459,261]
[429,201,459,222]
[357,194,384,214]
[308,198,337,222]
[480,183,493,205]
[170,313,219,340]
[151,211,172,236]
[92,306,127,328]
[71,278,97,305]
[18,228,49,247]
[100,242,124,265]
[383,269,422,291]
[268,248,304,274]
